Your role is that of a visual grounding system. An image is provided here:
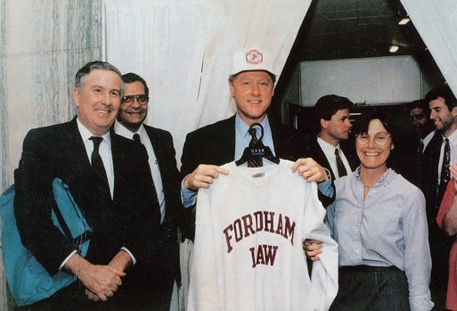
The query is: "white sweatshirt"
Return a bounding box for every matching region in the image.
[188,160,338,311]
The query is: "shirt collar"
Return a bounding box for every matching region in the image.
[235,114,271,140]
[114,120,145,140]
[76,117,111,144]
[355,167,396,188]
[317,136,340,154]
[445,129,457,145]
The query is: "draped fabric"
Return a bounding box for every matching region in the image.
[401,0,457,94]
[103,0,312,164]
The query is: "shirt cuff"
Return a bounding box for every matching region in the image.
[317,168,333,197]
[121,247,137,265]
[181,177,197,208]
[409,294,434,311]
[59,250,78,270]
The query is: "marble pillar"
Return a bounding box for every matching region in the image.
[0,0,102,309]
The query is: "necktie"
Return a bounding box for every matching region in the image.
[247,127,262,167]
[335,148,347,178]
[90,136,110,194]
[133,133,141,143]
[418,139,425,155]
[437,138,451,206]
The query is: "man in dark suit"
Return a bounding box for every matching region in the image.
[180,47,334,239]
[420,86,457,310]
[178,48,334,307]
[305,94,358,181]
[115,72,181,309]
[14,61,162,310]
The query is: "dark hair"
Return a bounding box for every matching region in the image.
[121,72,150,97]
[74,61,122,89]
[407,99,430,115]
[425,86,457,110]
[352,109,393,139]
[353,108,419,185]
[314,94,353,121]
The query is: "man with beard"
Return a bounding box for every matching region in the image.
[114,72,181,310]
[421,86,457,310]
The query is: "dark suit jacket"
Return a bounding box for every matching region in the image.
[179,115,335,240]
[421,130,443,220]
[14,118,161,289]
[144,124,182,226]
[303,138,358,181]
[420,130,454,289]
[142,124,181,285]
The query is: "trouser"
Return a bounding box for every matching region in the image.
[330,265,410,311]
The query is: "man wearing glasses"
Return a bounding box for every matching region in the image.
[114,72,181,310]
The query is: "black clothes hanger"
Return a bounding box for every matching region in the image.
[235,123,280,166]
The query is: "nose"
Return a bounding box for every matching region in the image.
[430,111,436,119]
[250,84,260,96]
[366,137,377,148]
[103,92,114,106]
[130,98,141,108]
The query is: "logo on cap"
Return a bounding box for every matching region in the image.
[245,49,263,65]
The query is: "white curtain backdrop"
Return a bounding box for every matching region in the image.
[103,0,312,164]
[401,0,457,94]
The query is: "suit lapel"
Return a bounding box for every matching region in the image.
[62,120,98,185]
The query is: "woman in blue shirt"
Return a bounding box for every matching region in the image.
[325,109,433,311]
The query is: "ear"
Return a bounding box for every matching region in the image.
[391,143,395,150]
[320,118,328,129]
[72,87,80,107]
[451,106,457,117]
[229,81,235,97]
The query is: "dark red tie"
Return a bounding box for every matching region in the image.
[247,128,262,167]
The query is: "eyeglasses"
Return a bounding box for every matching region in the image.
[121,95,149,105]
[356,132,391,146]
[411,113,426,120]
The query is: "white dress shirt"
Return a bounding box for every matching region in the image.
[317,137,352,179]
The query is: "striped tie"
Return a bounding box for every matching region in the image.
[247,127,262,167]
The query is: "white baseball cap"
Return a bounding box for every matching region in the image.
[231,47,276,77]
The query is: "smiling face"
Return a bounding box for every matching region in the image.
[229,71,274,125]
[118,81,148,132]
[73,69,121,136]
[429,96,457,136]
[356,119,394,172]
